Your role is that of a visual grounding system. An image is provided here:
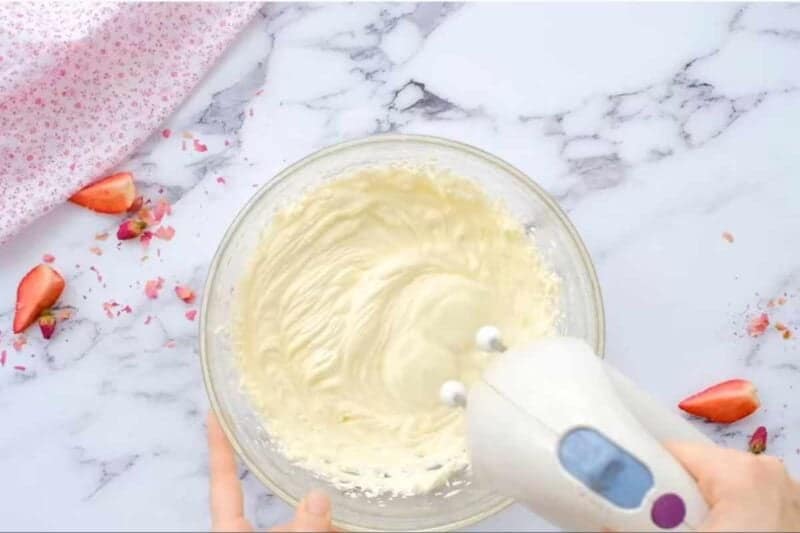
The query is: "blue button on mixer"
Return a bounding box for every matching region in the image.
[558,428,654,509]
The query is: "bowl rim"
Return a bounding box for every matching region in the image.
[200,133,606,531]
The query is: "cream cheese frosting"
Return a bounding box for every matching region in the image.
[235,165,559,496]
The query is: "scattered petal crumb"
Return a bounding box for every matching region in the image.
[145,277,165,299]
[144,315,152,325]
[140,231,154,249]
[13,365,26,372]
[747,313,770,337]
[13,335,27,352]
[89,265,103,283]
[95,231,109,241]
[182,140,186,151]
[185,309,198,321]
[162,128,171,139]
[722,231,734,243]
[164,340,177,348]
[42,253,55,263]
[255,89,263,96]
[216,176,226,184]
[121,305,133,315]
[746,313,770,337]
[775,322,788,332]
[777,296,787,306]
[783,329,793,340]
[175,285,196,304]
[89,246,103,256]
[155,225,175,241]
[0,350,6,366]
[55,308,74,321]
[193,139,207,152]
[182,131,194,139]
[154,199,172,222]
[102,300,120,319]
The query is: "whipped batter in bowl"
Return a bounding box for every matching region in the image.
[202,134,604,531]
[234,165,559,496]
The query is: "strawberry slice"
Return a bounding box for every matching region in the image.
[69,172,136,214]
[678,379,759,423]
[13,265,66,333]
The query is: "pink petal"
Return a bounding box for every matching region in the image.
[140,231,154,249]
[155,225,175,241]
[13,335,27,352]
[42,253,55,263]
[193,139,207,152]
[175,284,196,304]
[144,277,165,299]
[185,309,198,321]
[162,128,171,139]
[153,199,172,222]
[0,350,6,366]
[216,176,226,184]
[746,313,770,337]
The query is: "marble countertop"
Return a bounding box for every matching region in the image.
[2,3,799,530]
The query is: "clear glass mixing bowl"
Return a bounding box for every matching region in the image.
[201,134,605,531]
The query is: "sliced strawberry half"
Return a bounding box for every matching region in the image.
[678,379,759,423]
[69,172,136,214]
[13,265,66,333]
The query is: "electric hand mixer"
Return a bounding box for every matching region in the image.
[439,327,712,531]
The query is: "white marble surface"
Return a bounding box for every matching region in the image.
[2,3,799,530]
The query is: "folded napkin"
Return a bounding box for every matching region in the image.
[0,2,259,243]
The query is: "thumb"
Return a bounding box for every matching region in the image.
[665,440,729,505]
[290,490,332,532]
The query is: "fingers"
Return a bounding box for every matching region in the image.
[270,490,333,532]
[208,411,248,531]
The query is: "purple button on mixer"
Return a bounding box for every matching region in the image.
[651,493,686,529]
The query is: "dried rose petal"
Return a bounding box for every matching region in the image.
[748,426,767,454]
[153,199,172,222]
[746,313,769,337]
[117,219,147,240]
[140,231,154,249]
[193,139,207,152]
[42,253,55,263]
[13,365,26,372]
[144,315,152,325]
[185,309,198,321]
[155,225,175,241]
[145,277,165,299]
[102,300,119,319]
[175,285,196,304]
[216,176,226,184]
[783,330,793,340]
[138,207,156,226]
[12,334,27,352]
[162,129,171,139]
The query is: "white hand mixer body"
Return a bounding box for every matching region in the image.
[441,329,711,531]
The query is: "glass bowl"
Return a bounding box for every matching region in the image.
[200,134,605,531]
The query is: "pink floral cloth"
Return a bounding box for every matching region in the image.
[0,2,259,243]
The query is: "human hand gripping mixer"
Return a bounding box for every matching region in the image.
[439,327,711,531]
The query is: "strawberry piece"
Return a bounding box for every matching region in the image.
[69,172,136,214]
[38,310,56,340]
[13,265,66,333]
[678,379,759,423]
[749,426,767,454]
[127,195,144,214]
